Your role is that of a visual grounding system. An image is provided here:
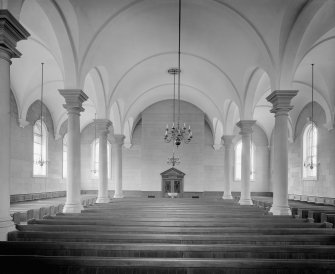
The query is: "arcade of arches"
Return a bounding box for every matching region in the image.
[0,0,335,241]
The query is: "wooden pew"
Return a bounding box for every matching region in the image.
[308,210,335,223]
[27,217,316,228]
[1,241,335,260]
[16,224,334,235]
[321,213,335,228]
[8,230,335,245]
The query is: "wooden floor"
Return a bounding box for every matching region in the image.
[1,197,335,273]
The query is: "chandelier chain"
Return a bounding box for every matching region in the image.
[35,62,48,167]
[39,62,44,166]
[164,0,192,148]
[178,0,181,126]
[304,63,315,170]
[173,71,176,126]
[311,63,314,169]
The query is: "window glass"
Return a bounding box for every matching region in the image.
[63,133,68,178]
[91,138,111,178]
[303,123,317,178]
[33,120,47,176]
[234,140,255,181]
[235,141,242,181]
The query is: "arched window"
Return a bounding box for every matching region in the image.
[33,120,48,176]
[234,140,255,181]
[63,133,68,178]
[303,123,317,178]
[91,138,111,178]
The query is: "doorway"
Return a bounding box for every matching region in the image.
[161,168,185,198]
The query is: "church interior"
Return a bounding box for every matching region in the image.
[0,0,335,273]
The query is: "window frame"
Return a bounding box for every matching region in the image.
[302,122,318,180]
[91,138,111,179]
[62,133,68,178]
[234,139,255,181]
[33,120,48,177]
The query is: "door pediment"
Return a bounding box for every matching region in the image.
[161,167,185,179]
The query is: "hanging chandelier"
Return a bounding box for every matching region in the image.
[35,62,48,167]
[164,0,192,148]
[304,63,316,170]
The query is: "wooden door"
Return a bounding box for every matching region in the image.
[163,180,171,197]
[161,168,185,198]
[173,180,181,193]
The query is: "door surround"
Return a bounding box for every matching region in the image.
[160,167,185,198]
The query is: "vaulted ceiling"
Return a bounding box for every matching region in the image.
[3,0,335,145]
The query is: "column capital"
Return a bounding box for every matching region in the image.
[124,142,132,149]
[94,119,112,134]
[236,120,256,135]
[212,144,222,151]
[18,118,29,128]
[59,89,88,112]
[0,10,30,59]
[111,134,125,146]
[266,90,298,114]
[222,135,235,148]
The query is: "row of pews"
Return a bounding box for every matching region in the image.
[252,197,335,228]
[11,196,97,225]
[1,198,335,273]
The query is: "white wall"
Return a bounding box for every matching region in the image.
[10,97,272,196]
[288,102,335,198]
[10,92,65,195]
[232,124,270,193]
[140,100,205,192]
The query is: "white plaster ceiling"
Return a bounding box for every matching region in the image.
[6,0,335,144]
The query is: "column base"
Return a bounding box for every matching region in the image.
[0,217,15,241]
[113,193,124,199]
[239,198,253,205]
[222,194,233,200]
[63,203,84,213]
[269,205,292,216]
[96,197,110,203]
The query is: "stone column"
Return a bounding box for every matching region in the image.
[236,120,256,205]
[112,134,125,198]
[0,10,29,240]
[59,89,88,213]
[95,119,112,203]
[222,135,235,199]
[266,90,298,215]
